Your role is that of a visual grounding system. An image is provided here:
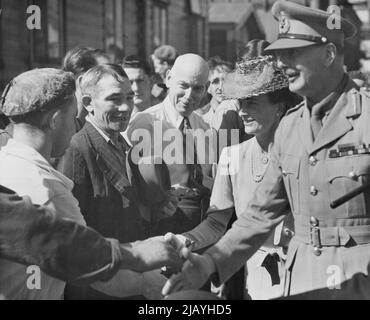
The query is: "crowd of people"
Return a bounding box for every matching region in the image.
[1,0,370,300]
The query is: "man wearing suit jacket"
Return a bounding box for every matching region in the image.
[60,64,168,300]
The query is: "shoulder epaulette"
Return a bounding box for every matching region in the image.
[360,87,370,99]
[346,87,370,116]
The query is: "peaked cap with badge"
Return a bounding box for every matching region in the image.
[265,0,357,51]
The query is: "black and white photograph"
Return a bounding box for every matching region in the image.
[1,0,370,305]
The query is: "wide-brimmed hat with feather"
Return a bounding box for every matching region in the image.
[222,55,289,100]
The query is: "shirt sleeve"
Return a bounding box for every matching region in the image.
[205,124,290,284]
[183,147,235,249]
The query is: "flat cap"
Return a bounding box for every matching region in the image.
[1,68,76,117]
[265,0,357,51]
[153,45,178,64]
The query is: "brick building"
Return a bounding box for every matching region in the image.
[0,0,209,89]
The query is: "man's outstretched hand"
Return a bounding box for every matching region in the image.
[120,236,183,273]
[161,248,216,296]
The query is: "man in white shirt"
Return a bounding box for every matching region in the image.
[0,69,84,299]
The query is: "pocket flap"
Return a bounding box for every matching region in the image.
[281,154,300,179]
[327,156,370,183]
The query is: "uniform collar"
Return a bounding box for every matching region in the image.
[306,73,349,115]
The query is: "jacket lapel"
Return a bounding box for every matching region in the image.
[83,123,135,207]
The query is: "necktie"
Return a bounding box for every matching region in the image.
[181,117,203,186]
[310,104,324,139]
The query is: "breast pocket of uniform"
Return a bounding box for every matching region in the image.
[326,156,370,218]
[280,154,300,215]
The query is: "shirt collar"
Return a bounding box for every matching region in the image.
[306,74,349,114]
[210,99,219,113]
[1,139,74,190]
[86,115,112,143]
[163,96,196,129]
[86,115,131,151]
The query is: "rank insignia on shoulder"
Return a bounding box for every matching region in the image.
[329,143,370,158]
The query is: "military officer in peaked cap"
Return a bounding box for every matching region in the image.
[162,0,370,299]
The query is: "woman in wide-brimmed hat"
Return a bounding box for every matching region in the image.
[166,40,301,300]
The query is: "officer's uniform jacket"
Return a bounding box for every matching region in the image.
[206,75,370,298]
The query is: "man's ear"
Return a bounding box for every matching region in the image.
[82,95,93,113]
[325,43,337,67]
[76,75,83,90]
[48,109,62,130]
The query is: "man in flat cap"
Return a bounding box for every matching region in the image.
[0,68,182,300]
[162,1,370,299]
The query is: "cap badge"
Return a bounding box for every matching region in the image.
[279,14,290,34]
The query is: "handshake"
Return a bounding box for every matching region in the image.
[121,233,216,298]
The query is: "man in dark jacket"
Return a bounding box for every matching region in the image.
[60,64,173,299]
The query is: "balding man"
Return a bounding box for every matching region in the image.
[127,54,216,235]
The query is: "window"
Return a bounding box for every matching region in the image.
[210,29,228,60]
[30,0,66,65]
[104,0,124,62]
[153,1,168,47]
[188,0,208,56]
